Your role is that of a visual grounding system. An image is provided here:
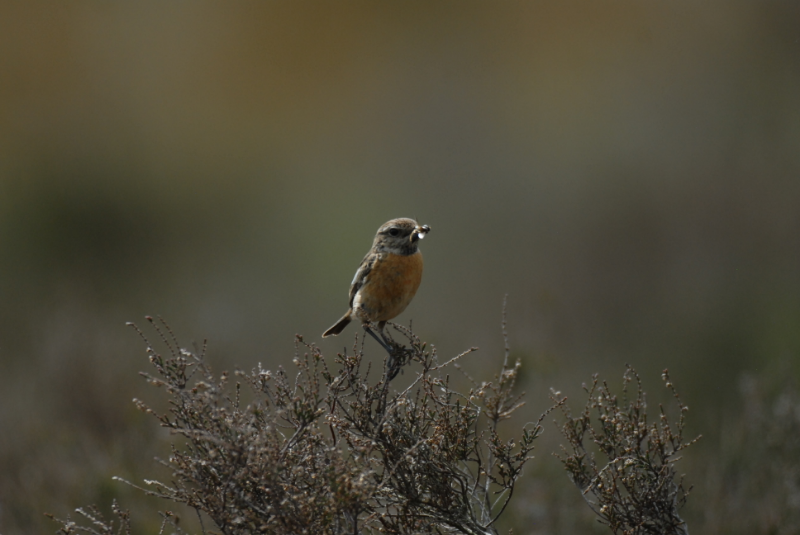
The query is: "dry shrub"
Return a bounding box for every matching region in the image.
[554,366,700,535]
[50,316,550,535]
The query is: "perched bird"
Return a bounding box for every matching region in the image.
[322,218,430,349]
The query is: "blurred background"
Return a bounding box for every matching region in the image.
[1,1,799,533]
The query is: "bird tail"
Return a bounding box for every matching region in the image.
[322,311,352,337]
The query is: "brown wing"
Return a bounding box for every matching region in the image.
[348,252,378,308]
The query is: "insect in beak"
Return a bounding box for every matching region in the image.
[412,224,431,242]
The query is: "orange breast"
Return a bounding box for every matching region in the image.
[353,251,423,322]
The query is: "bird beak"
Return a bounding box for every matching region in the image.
[412,224,430,242]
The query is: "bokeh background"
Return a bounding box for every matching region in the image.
[2,1,799,533]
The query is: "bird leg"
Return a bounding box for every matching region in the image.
[364,323,406,382]
[364,324,393,355]
[377,320,395,347]
[364,323,412,382]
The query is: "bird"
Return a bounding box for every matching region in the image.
[322,218,430,351]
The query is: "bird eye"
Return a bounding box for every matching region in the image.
[388,228,400,236]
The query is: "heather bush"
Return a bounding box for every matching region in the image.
[50,316,548,535]
[553,366,700,535]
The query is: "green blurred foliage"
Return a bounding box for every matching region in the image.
[1,1,798,533]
